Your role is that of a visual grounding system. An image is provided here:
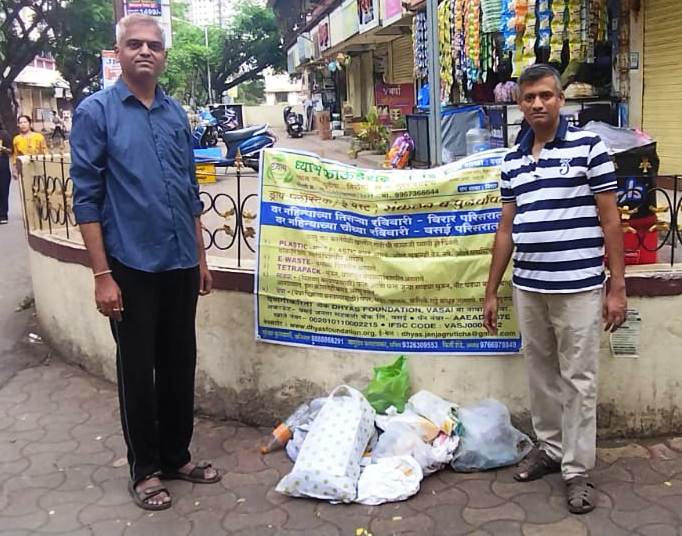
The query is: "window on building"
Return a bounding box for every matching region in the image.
[274,92,289,104]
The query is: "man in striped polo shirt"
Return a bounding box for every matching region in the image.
[483,64,627,514]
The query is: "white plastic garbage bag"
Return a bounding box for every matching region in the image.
[285,397,328,463]
[356,455,423,505]
[451,399,533,472]
[406,390,461,435]
[375,406,441,442]
[276,385,376,502]
[372,423,459,475]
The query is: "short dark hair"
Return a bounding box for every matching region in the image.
[18,115,32,124]
[518,64,562,92]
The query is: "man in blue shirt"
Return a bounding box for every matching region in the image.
[71,14,220,511]
[483,65,627,515]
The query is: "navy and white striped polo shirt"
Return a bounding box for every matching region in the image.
[500,116,617,293]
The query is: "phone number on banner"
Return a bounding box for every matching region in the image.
[258,328,521,354]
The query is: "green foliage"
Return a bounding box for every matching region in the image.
[0,0,67,132]
[162,0,284,104]
[353,107,390,156]
[211,1,285,98]
[53,0,114,105]
[236,79,265,105]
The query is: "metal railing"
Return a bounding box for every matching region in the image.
[19,155,682,270]
[617,175,682,266]
[20,154,259,270]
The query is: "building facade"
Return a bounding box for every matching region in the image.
[187,0,232,28]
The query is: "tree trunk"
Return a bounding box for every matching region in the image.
[0,83,19,137]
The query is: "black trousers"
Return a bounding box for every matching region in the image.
[110,259,200,484]
[0,165,10,219]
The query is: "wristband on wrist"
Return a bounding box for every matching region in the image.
[93,269,112,278]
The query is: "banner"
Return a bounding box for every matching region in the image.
[101,50,121,89]
[330,0,359,46]
[317,17,331,52]
[125,1,161,16]
[255,148,520,354]
[374,82,415,124]
[357,0,380,33]
[381,0,403,27]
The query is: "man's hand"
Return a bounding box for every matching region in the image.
[95,274,123,322]
[603,286,627,332]
[483,294,499,335]
[199,262,212,296]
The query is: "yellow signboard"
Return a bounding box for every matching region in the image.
[255,148,519,354]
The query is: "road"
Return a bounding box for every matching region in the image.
[0,181,43,387]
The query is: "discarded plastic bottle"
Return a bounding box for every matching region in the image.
[260,403,310,455]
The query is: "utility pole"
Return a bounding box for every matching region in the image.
[426,0,442,167]
[205,27,213,104]
[113,0,125,23]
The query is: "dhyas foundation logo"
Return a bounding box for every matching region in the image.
[266,154,294,183]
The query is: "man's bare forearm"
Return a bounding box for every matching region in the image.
[485,231,514,297]
[79,222,110,273]
[596,192,626,289]
[485,202,516,297]
[195,218,207,264]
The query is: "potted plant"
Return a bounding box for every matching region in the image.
[349,107,390,158]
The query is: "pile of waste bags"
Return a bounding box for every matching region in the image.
[264,356,533,505]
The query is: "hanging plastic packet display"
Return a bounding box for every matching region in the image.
[549,0,568,62]
[566,0,584,62]
[481,0,502,33]
[439,0,455,101]
[464,0,482,89]
[453,0,465,101]
[413,11,429,79]
[535,0,552,49]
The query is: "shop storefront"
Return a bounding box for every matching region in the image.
[408,0,627,164]
[641,0,681,175]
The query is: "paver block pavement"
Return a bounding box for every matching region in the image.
[1,359,682,535]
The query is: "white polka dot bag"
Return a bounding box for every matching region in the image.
[276,385,376,502]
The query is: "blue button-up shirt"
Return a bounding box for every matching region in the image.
[70,78,203,273]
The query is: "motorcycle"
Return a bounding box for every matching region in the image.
[283,106,304,138]
[194,124,276,171]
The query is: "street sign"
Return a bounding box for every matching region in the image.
[125,1,162,17]
[102,50,121,88]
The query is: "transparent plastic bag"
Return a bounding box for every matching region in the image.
[451,399,532,472]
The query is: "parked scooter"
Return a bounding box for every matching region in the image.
[193,109,220,148]
[221,125,276,171]
[283,106,304,138]
[194,124,276,171]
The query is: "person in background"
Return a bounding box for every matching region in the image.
[483,64,626,515]
[51,110,66,144]
[12,115,47,177]
[70,13,219,512]
[0,128,12,224]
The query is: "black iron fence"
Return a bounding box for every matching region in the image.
[19,155,682,269]
[20,154,259,269]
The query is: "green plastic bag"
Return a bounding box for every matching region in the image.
[364,356,410,414]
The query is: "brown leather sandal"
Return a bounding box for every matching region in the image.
[513,447,561,482]
[162,461,221,484]
[127,478,172,511]
[566,476,597,514]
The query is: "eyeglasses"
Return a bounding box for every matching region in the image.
[125,39,165,52]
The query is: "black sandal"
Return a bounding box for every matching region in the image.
[162,461,221,484]
[513,447,561,482]
[127,478,172,511]
[566,476,597,514]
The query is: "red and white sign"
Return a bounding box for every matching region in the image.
[102,50,122,89]
[374,82,415,124]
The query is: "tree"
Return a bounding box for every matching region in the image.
[237,79,265,105]
[0,1,65,133]
[210,1,285,99]
[160,21,221,105]
[53,0,114,106]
